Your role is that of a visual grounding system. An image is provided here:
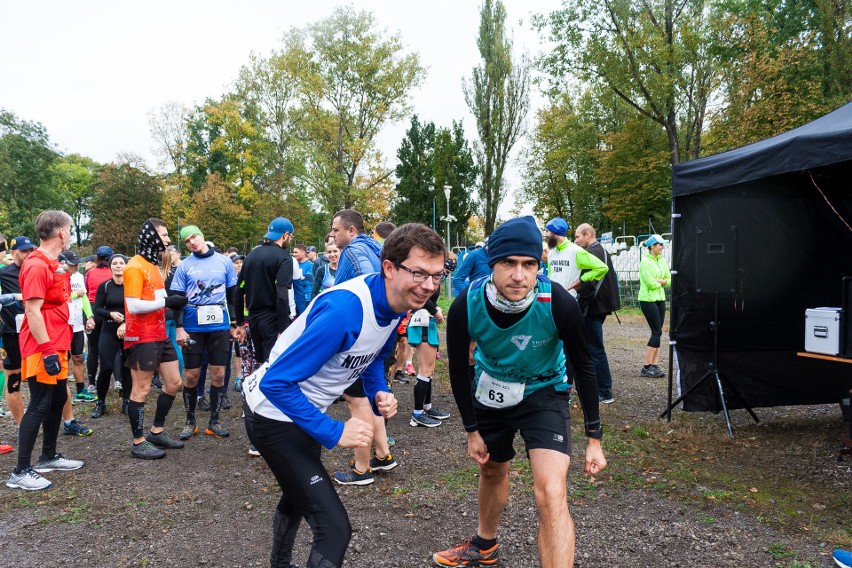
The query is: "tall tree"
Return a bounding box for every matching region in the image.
[535,0,721,165]
[706,0,851,152]
[432,121,479,245]
[51,154,100,247]
[89,158,162,253]
[148,101,189,176]
[465,0,530,234]
[0,110,61,236]
[392,115,435,226]
[302,6,426,213]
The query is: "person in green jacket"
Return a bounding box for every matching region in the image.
[638,234,671,378]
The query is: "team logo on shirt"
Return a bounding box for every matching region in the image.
[510,335,532,351]
[310,475,322,485]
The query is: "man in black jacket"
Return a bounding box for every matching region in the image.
[234,217,294,365]
[575,223,621,404]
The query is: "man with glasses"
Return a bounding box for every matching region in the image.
[243,223,446,568]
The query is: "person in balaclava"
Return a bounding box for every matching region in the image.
[122,218,188,459]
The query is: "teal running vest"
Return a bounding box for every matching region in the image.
[467,276,567,400]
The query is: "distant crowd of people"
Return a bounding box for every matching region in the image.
[0,209,685,568]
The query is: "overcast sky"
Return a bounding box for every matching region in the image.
[1,0,561,214]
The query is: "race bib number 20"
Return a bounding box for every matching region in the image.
[197,305,224,325]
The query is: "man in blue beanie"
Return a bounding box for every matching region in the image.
[434,216,606,568]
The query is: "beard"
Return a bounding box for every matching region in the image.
[547,236,558,249]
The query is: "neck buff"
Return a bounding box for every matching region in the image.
[137,220,166,265]
[484,275,537,314]
[193,247,215,259]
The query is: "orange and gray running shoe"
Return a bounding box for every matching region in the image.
[433,537,499,566]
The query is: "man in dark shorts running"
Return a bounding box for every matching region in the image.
[433,216,607,568]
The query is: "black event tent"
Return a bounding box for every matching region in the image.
[670,102,852,412]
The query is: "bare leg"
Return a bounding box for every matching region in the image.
[345,395,373,471]
[644,346,658,366]
[529,448,572,568]
[476,460,511,539]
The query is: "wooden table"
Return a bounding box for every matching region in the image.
[797,352,852,460]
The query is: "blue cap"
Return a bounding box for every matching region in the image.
[96,245,114,259]
[264,217,294,240]
[645,234,669,247]
[10,236,36,251]
[487,216,543,267]
[545,218,569,237]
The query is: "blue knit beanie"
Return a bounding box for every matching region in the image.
[487,216,543,267]
[545,217,569,237]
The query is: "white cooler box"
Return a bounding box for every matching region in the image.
[804,307,842,356]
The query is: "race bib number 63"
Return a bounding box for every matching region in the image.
[475,371,525,409]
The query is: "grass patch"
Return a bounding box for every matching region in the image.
[436,465,479,494]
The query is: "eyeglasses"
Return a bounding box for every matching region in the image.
[395,263,446,285]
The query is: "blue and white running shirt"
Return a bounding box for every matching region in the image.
[170,253,238,332]
[243,273,404,448]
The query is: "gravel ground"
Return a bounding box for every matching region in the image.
[0,313,848,567]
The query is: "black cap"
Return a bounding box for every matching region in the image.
[60,250,80,265]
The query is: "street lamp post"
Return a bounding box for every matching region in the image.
[442,185,454,298]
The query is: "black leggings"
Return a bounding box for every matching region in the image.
[86,321,102,385]
[244,404,350,568]
[17,378,68,472]
[97,326,130,402]
[640,300,666,348]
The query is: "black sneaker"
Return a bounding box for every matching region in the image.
[146,431,185,449]
[425,407,450,420]
[131,441,166,460]
[333,468,374,486]
[392,370,410,384]
[197,396,211,411]
[205,423,230,438]
[369,453,398,472]
[640,366,657,378]
[651,365,666,377]
[90,401,107,419]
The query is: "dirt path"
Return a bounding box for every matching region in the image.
[0,315,847,567]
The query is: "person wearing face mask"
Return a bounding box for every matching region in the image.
[122,218,189,460]
[434,216,606,568]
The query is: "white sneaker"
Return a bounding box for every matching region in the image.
[87,384,97,394]
[113,380,122,392]
[6,468,52,491]
[34,453,84,473]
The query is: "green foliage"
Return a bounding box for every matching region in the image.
[466,0,530,234]
[0,109,62,237]
[51,154,100,248]
[705,0,851,153]
[89,160,162,253]
[302,6,426,213]
[392,116,478,245]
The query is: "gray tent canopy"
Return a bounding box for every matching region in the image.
[669,102,852,412]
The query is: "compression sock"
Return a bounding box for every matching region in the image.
[209,385,224,424]
[152,392,176,428]
[424,377,433,408]
[182,387,197,423]
[306,549,339,568]
[413,375,430,412]
[128,400,145,439]
[76,381,86,394]
[471,534,497,550]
